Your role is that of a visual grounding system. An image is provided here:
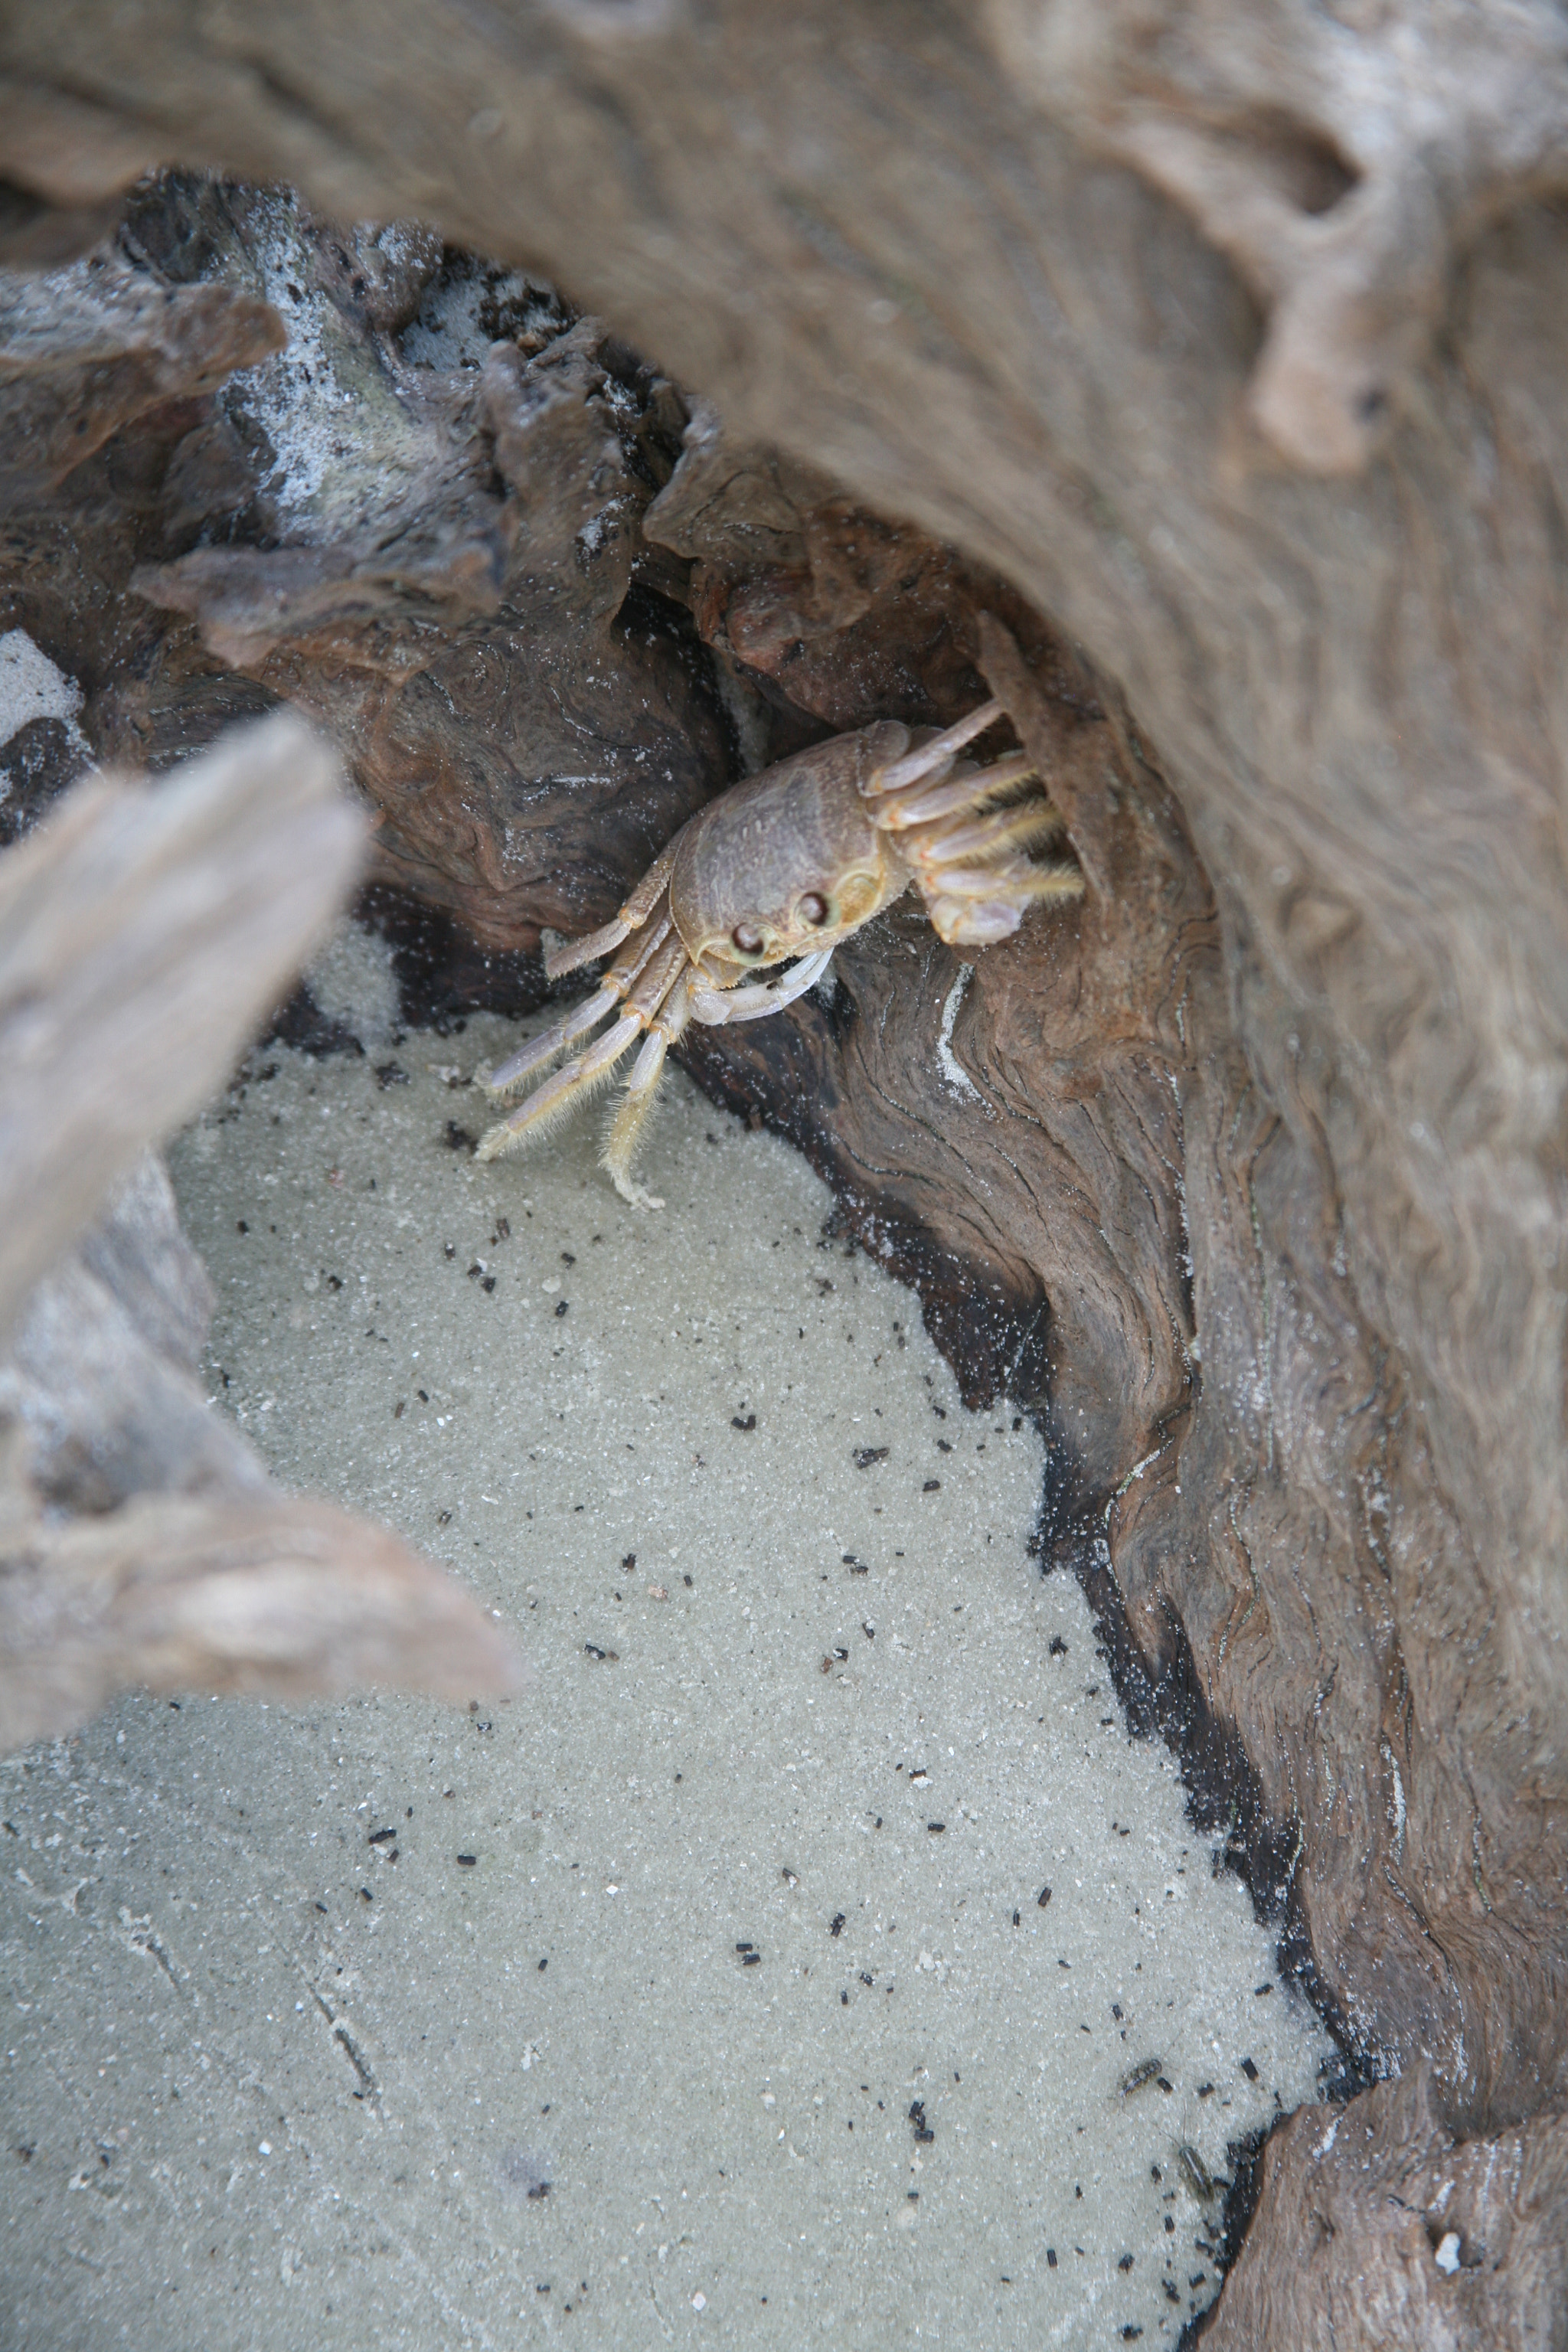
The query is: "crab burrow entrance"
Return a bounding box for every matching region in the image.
[3,920,1331,2350]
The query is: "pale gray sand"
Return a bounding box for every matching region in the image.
[1,929,1333,2349]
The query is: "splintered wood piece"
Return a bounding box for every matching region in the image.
[0,1473,522,1749]
[0,713,365,1346]
[0,718,522,1743]
[0,253,283,495]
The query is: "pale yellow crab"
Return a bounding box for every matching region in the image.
[475,693,1082,1207]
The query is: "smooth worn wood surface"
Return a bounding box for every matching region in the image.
[0,723,519,1747]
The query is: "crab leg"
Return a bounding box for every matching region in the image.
[923,861,1084,946]
[870,750,1038,831]
[482,907,673,1095]
[476,920,693,1166]
[600,969,697,1210]
[475,1011,645,1159]
[612,906,676,994]
[544,831,685,980]
[543,912,632,984]
[483,982,622,1093]
[860,698,1005,797]
[925,858,1083,900]
[854,700,1085,948]
[912,799,1066,868]
[689,946,835,1026]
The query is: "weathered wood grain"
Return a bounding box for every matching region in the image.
[0,1468,521,1750]
[0,720,519,1746]
[0,712,358,1338]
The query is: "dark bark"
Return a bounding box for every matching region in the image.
[2,7,1566,2341]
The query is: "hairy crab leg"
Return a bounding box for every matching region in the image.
[924,858,1083,900]
[544,831,685,980]
[544,912,632,984]
[925,895,1041,947]
[618,929,688,1023]
[862,709,1083,948]
[482,982,622,1093]
[869,750,1038,831]
[476,927,692,1165]
[475,926,691,1166]
[482,906,673,1095]
[600,969,697,1211]
[860,698,1005,797]
[475,1012,645,1159]
[912,799,1066,868]
[689,946,835,1026]
[612,906,676,994]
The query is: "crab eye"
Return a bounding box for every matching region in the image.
[798,892,829,926]
[732,921,764,956]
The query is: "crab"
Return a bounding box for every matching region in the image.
[475,689,1083,1207]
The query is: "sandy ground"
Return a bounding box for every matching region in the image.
[1,926,1333,2350]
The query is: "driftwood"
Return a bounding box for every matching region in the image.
[0,1442,522,1751]
[0,175,729,941]
[1,1153,270,1515]
[1210,2066,1568,2349]
[985,1,1568,477]
[0,710,357,1331]
[2,6,1566,2340]
[0,716,519,1749]
[0,248,280,502]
